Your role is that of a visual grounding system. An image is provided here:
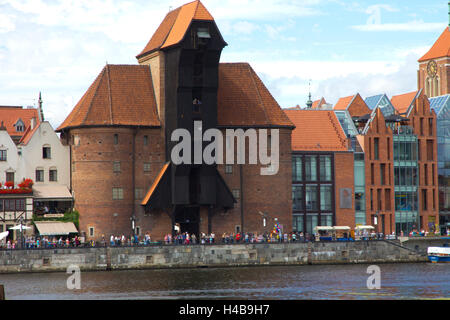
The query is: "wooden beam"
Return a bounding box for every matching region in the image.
[0,284,5,300]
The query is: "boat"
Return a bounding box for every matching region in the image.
[427,246,450,263]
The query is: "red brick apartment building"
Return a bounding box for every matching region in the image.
[57,1,294,241]
[284,110,354,234]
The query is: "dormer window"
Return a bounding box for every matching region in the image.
[197,27,210,39]
[15,119,25,132]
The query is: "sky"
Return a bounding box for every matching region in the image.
[0,0,448,130]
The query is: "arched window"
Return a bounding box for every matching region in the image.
[425,77,431,97]
[434,76,440,97]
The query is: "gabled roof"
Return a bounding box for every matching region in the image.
[0,106,40,139]
[364,94,384,110]
[284,110,348,152]
[391,90,420,115]
[137,0,215,58]
[217,63,294,127]
[311,97,327,109]
[429,94,450,118]
[57,65,160,131]
[333,95,354,110]
[18,121,40,145]
[418,27,450,62]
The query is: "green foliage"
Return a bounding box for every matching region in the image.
[32,209,80,229]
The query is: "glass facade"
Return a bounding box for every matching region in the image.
[393,133,419,234]
[292,153,334,235]
[430,94,450,232]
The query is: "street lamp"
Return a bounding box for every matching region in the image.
[18,216,24,249]
[130,215,136,245]
[374,211,379,239]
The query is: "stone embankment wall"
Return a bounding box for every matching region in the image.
[1,238,445,274]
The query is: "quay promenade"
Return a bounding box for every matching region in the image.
[0,237,448,274]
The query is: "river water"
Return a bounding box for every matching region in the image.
[1,263,448,300]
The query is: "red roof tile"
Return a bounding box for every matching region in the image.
[333,95,354,110]
[284,109,348,152]
[217,63,294,127]
[0,106,40,139]
[311,97,327,109]
[391,91,418,114]
[57,65,160,131]
[137,1,214,58]
[418,27,450,62]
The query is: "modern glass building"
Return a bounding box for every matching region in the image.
[429,94,450,233]
[335,110,366,225]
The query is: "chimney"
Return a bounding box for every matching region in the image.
[30,117,36,130]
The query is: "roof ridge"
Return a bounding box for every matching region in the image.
[328,112,347,148]
[248,65,269,125]
[106,64,114,125]
[81,67,107,126]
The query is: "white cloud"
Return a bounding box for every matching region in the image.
[0,13,15,33]
[352,20,446,32]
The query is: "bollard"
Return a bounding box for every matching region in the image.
[0,284,5,300]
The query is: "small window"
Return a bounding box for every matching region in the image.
[43,146,51,159]
[113,161,121,173]
[143,135,148,146]
[112,187,124,200]
[0,150,6,161]
[143,162,151,172]
[36,169,44,182]
[89,227,95,237]
[6,172,14,183]
[114,134,119,145]
[49,169,57,182]
[135,188,143,200]
[225,165,233,174]
[232,189,240,199]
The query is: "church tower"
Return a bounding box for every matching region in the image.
[417,3,450,97]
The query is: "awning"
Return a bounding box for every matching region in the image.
[34,221,78,236]
[33,184,73,201]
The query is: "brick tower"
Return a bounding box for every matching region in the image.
[417,4,450,97]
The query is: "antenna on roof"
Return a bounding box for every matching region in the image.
[306,79,313,109]
[38,92,44,121]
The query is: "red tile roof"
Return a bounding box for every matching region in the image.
[284,110,348,152]
[311,97,327,109]
[217,63,294,127]
[333,95,354,110]
[18,122,40,145]
[0,106,40,139]
[137,1,214,58]
[391,91,418,114]
[418,27,450,62]
[57,65,160,131]
[59,62,293,131]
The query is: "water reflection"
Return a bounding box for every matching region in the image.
[1,263,448,300]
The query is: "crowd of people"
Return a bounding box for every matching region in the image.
[0,235,87,249]
[1,228,448,249]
